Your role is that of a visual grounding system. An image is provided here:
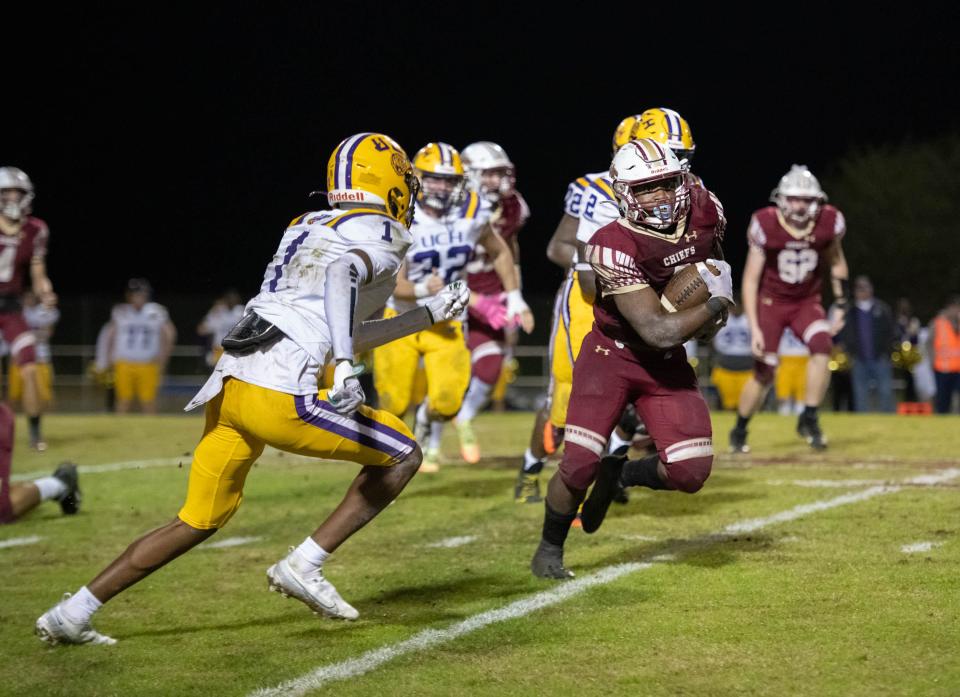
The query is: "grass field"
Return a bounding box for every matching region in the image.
[3,411,959,697]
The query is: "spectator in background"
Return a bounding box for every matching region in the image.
[827,302,853,412]
[197,290,244,367]
[9,291,59,410]
[92,321,116,412]
[710,300,753,411]
[776,328,809,416]
[104,279,176,414]
[837,275,895,412]
[929,294,960,414]
[894,298,922,401]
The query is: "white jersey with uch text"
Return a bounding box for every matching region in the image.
[388,193,491,315]
[186,208,412,408]
[110,302,171,363]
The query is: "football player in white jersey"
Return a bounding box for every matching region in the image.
[374,142,533,472]
[197,289,245,367]
[36,133,470,646]
[103,278,177,414]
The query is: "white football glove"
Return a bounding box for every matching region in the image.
[696,259,734,304]
[328,360,365,415]
[425,281,470,323]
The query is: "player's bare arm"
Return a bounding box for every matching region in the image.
[158,321,176,367]
[545,213,578,269]
[826,237,850,309]
[30,257,55,305]
[574,241,596,305]
[479,224,534,333]
[613,284,731,350]
[741,245,766,356]
[392,259,443,302]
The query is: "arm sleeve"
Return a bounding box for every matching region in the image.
[324,252,370,362]
[584,237,648,297]
[747,214,766,249]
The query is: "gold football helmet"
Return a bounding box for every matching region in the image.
[413,142,467,212]
[326,133,419,228]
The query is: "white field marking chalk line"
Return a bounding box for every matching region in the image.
[12,448,319,483]
[249,467,960,697]
[0,535,42,549]
[202,536,263,550]
[12,457,182,482]
[767,479,887,488]
[901,541,944,554]
[425,536,477,549]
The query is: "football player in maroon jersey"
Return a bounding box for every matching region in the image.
[729,165,850,453]
[455,142,530,464]
[0,403,80,524]
[530,140,734,579]
[0,167,56,450]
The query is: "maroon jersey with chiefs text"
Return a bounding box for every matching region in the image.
[585,186,726,350]
[0,216,49,297]
[748,205,845,302]
[466,191,529,295]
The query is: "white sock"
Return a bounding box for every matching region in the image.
[34,476,67,501]
[429,421,444,451]
[457,378,494,422]
[607,429,631,455]
[60,586,102,625]
[415,402,429,430]
[522,448,545,473]
[291,537,330,573]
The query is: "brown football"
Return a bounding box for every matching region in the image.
[660,262,718,313]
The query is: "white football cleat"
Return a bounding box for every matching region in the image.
[35,594,117,646]
[266,555,359,621]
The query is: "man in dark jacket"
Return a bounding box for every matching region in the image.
[838,276,896,412]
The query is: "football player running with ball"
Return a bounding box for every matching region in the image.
[729,165,849,453]
[373,142,533,473]
[530,140,733,579]
[36,133,470,646]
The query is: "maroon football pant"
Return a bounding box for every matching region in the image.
[466,310,506,385]
[754,295,832,384]
[0,311,37,365]
[561,330,713,493]
[0,402,15,523]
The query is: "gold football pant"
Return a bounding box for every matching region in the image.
[114,361,161,403]
[8,362,53,404]
[548,272,594,428]
[178,378,416,529]
[373,311,471,419]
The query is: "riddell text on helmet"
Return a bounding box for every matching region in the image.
[328,191,368,202]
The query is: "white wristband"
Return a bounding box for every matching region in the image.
[574,262,592,272]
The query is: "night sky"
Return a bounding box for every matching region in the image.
[8,6,959,310]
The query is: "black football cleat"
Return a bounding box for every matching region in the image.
[797,415,828,451]
[531,540,574,580]
[729,427,750,454]
[580,455,626,534]
[52,462,81,515]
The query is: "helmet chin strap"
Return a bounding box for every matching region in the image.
[2,201,22,221]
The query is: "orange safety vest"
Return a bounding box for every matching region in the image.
[933,316,960,372]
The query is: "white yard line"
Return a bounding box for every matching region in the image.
[901,541,944,554]
[0,535,42,549]
[425,536,477,549]
[766,479,887,488]
[202,536,263,550]
[11,448,309,483]
[249,467,960,697]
